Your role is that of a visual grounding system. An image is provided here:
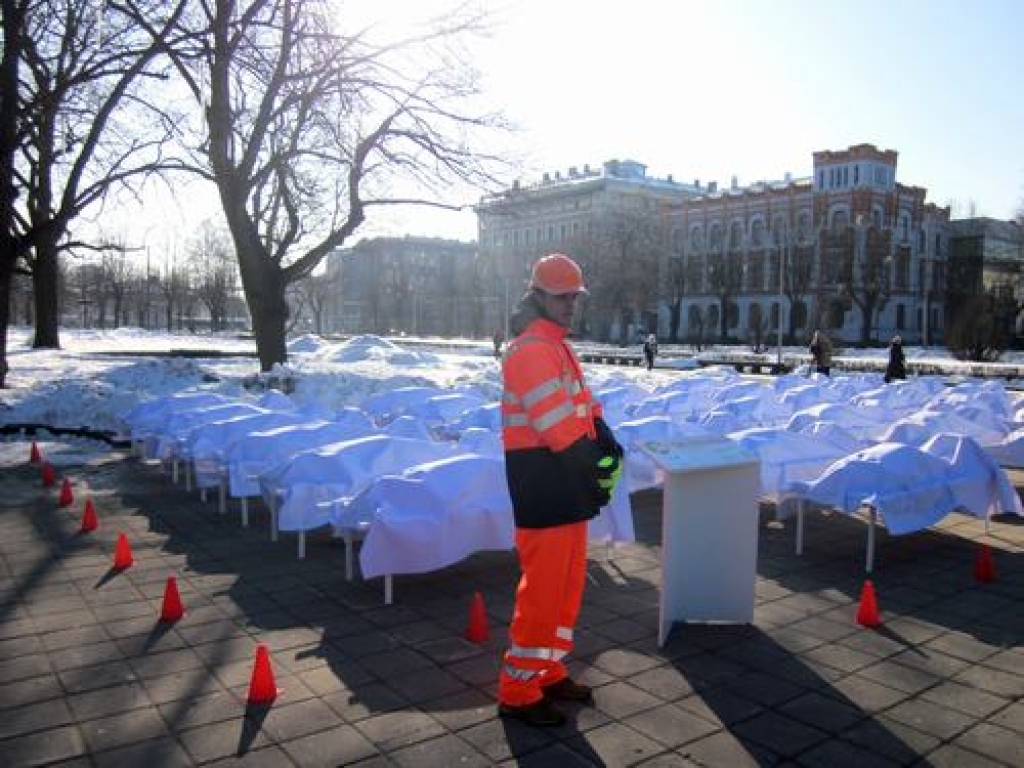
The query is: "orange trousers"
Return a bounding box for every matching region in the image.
[498,521,588,706]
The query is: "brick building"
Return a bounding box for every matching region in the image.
[477,144,953,346]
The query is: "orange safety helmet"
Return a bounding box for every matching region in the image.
[529,253,587,295]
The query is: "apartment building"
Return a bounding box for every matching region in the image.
[477,145,952,346]
[325,236,480,337]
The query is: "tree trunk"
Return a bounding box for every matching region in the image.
[31,235,61,348]
[0,264,11,387]
[236,236,288,372]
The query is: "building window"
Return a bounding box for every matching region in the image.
[896,303,905,330]
[729,222,743,250]
[709,224,723,251]
[748,303,762,331]
[751,219,766,247]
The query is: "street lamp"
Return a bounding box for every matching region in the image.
[776,226,788,368]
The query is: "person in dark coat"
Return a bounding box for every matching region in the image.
[642,333,658,371]
[884,334,906,383]
[809,330,832,376]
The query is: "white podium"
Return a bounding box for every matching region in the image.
[641,438,761,646]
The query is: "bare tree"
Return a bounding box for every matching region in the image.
[585,206,663,343]
[1,0,32,386]
[835,223,892,344]
[665,255,686,343]
[0,1,187,379]
[707,250,743,342]
[135,0,508,370]
[155,264,192,331]
[186,221,238,332]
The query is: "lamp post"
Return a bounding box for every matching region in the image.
[776,233,785,367]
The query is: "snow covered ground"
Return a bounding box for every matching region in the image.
[2,324,1022,468]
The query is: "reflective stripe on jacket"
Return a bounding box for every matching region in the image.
[501,317,605,528]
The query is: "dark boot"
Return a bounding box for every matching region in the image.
[498,697,566,727]
[542,677,593,703]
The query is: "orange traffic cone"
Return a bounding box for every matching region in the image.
[30,441,41,464]
[79,499,98,533]
[247,644,280,704]
[856,579,881,627]
[58,478,74,507]
[973,544,997,583]
[41,461,56,487]
[113,532,134,570]
[159,575,185,622]
[464,591,490,643]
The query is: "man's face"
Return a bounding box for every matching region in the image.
[539,291,581,329]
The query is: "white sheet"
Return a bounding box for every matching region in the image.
[788,438,1022,536]
[345,453,635,579]
[224,419,377,498]
[260,435,455,533]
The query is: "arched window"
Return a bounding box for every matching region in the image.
[729,221,743,250]
[772,216,787,246]
[792,300,808,331]
[708,304,720,329]
[690,225,703,249]
[726,301,739,330]
[751,219,766,248]
[748,303,762,330]
[709,224,723,251]
[798,212,812,242]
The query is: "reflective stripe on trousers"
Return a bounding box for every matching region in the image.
[498,521,588,706]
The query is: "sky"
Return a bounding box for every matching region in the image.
[333,0,1024,241]
[103,0,1024,259]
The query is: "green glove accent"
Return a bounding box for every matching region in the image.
[596,454,623,495]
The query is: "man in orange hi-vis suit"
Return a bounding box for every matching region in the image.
[498,253,624,727]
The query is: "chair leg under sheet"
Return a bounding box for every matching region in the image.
[795,499,805,556]
[270,496,278,542]
[865,507,876,573]
[344,531,354,581]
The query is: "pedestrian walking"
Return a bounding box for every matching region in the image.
[809,330,832,376]
[884,334,906,383]
[497,253,624,727]
[643,333,658,371]
[492,328,505,359]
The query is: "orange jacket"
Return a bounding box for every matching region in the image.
[501,317,607,528]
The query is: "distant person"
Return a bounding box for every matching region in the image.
[642,333,658,371]
[809,330,832,376]
[884,334,906,383]
[492,328,505,359]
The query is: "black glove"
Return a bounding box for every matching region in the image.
[561,435,613,507]
[594,417,624,458]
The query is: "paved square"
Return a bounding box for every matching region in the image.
[1,449,1022,766]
